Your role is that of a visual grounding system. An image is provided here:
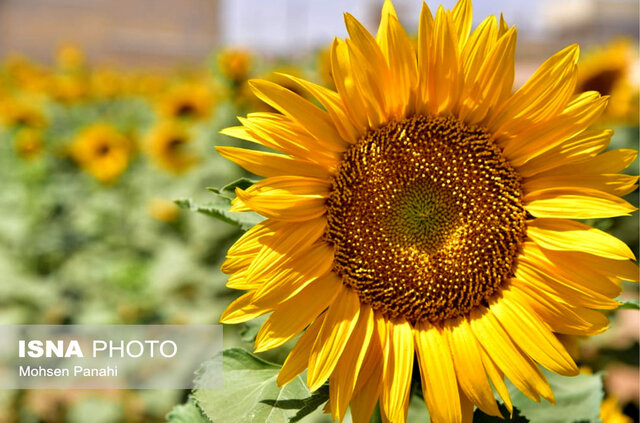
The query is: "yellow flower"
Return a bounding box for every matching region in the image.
[48,73,89,104]
[56,44,86,71]
[148,198,180,223]
[577,39,639,125]
[316,46,335,90]
[0,96,47,128]
[217,1,638,422]
[157,82,215,121]
[70,123,132,184]
[14,128,44,160]
[90,69,125,100]
[145,120,198,174]
[601,396,632,423]
[218,48,252,83]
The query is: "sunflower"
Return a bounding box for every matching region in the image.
[216,1,639,422]
[70,123,132,184]
[157,82,215,121]
[0,96,47,128]
[145,120,198,174]
[218,48,253,85]
[55,44,86,72]
[600,396,632,423]
[577,39,639,125]
[14,128,44,160]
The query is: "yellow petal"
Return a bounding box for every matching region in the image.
[277,313,326,386]
[528,246,622,298]
[524,188,636,219]
[238,114,338,168]
[429,7,462,115]
[248,79,348,153]
[253,273,342,353]
[278,73,361,143]
[542,249,639,283]
[452,0,473,49]
[379,318,413,423]
[517,129,612,178]
[469,307,554,404]
[527,218,635,260]
[502,92,608,167]
[491,289,578,376]
[516,249,620,310]
[528,148,637,178]
[234,176,329,221]
[415,321,462,423]
[376,2,417,116]
[523,173,638,197]
[219,292,271,324]
[461,27,517,125]
[246,217,327,282]
[350,332,384,423]
[331,38,370,131]
[416,1,435,112]
[250,243,335,308]
[488,44,579,135]
[216,146,331,179]
[307,288,361,391]
[511,279,609,335]
[479,347,513,414]
[329,304,374,421]
[447,318,502,417]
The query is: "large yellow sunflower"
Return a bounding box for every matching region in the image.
[216,1,639,422]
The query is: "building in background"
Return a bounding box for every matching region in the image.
[0,0,220,67]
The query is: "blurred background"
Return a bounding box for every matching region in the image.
[0,0,637,422]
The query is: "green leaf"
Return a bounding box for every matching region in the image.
[207,177,258,200]
[618,298,640,310]
[174,197,263,231]
[507,370,603,423]
[176,178,263,230]
[193,348,328,423]
[166,397,211,423]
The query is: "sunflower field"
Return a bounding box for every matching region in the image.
[0,1,639,422]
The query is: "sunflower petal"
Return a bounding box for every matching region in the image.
[524,188,636,219]
[234,176,329,221]
[415,321,461,422]
[254,273,342,353]
[380,318,413,423]
[248,79,348,152]
[470,307,554,404]
[527,218,635,260]
[329,304,374,421]
[277,313,326,386]
[447,318,502,417]
[307,288,361,391]
[491,289,578,376]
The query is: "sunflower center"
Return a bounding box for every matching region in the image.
[326,115,526,324]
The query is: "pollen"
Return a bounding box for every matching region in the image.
[326,115,527,324]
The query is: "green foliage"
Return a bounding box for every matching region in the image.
[193,348,327,423]
[618,298,640,310]
[505,370,604,423]
[166,397,210,423]
[176,178,264,231]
